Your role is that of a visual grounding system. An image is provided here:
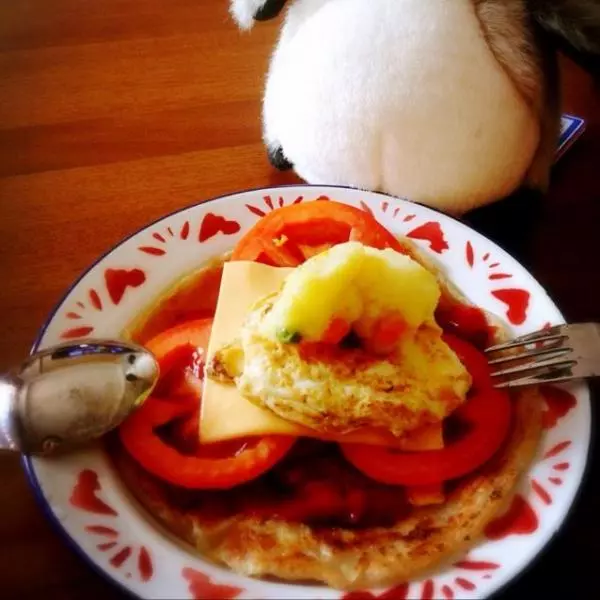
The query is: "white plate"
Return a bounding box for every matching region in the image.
[24,185,591,599]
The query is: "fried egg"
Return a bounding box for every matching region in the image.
[211,243,471,436]
[214,301,469,436]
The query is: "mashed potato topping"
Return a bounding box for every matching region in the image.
[260,241,441,345]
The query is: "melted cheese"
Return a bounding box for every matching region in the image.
[200,261,443,450]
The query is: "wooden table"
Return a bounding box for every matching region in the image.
[0,2,598,598]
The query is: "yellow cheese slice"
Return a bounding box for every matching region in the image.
[200,261,443,450]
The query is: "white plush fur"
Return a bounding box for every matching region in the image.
[230,0,270,29]
[236,0,541,214]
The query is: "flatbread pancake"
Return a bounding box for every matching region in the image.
[110,236,544,590]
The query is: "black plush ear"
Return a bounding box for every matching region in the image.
[230,0,289,29]
[254,0,289,22]
[527,0,600,76]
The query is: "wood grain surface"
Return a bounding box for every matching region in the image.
[0,2,598,599]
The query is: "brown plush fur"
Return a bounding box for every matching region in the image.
[473,0,560,192]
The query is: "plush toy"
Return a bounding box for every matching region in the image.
[229,0,599,216]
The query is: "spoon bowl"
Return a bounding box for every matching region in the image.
[1,340,159,455]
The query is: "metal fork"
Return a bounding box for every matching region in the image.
[485,322,600,388]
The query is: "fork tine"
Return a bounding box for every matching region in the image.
[490,353,576,379]
[487,344,571,366]
[485,327,566,354]
[489,322,600,388]
[494,369,575,388]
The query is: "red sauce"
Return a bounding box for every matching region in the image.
[540,384,577,429]
[132,261,223,345]
[120,259,498,530]
[484,494,538,540]
[182,567,243,600]
[159,415,256,460]
[153,345,205,398]
[435,300,494,350]
[154,439,411,529]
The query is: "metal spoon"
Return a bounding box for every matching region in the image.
[0,339,159,456]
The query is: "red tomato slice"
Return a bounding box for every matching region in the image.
[232,200,407,265]
[121,318,296,489]
[340,338,512,485]
[170,408,201,455]
[119,397,296,489]
[341,387,512,486]
[442,332,492,391]
[144,319,212,397]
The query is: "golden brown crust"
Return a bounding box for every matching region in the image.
[113,235,544,590]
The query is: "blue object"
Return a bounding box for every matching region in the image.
[556,114,586,161]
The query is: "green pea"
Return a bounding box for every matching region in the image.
[277,328,302,344]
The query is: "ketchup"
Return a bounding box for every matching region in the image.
[151,440,411,529]
[435,298,494,350]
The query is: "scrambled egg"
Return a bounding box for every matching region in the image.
[210,243,471,437]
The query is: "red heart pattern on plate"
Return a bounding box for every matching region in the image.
[199,213,241,242]
[104,268,146,305]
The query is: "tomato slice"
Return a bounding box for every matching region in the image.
[144,319,212,397]
[442,332,492,391]
[341,387,511,486]
[232,200,407,265]
[119,397,296,489]
[340,339,512,485]
[120,318,296,488]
